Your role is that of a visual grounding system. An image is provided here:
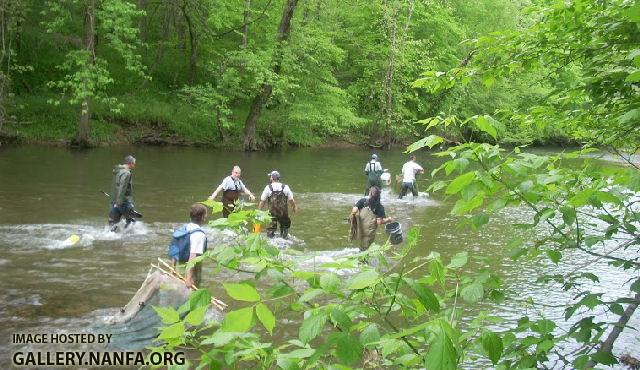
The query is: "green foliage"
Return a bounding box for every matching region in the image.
[44,0,147,113]
[409,2,640,365]
[7,0,546,147]
[153,206,506,368]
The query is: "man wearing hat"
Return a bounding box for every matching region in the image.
[258,170,298,239]
[364,153,383,195]
[108,155,138,231]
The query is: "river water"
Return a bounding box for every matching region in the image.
[0,145,637,368]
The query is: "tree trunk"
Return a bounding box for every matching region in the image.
[142,6,172,89]
[180,2,197,85]
[76,0,96,148]
[375,0,415,148]
[242,0,251,48]
[243,0,298,151]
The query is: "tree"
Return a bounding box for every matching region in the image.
[44,0,146,147]
[411,0,640,367]
[243,0,298,151]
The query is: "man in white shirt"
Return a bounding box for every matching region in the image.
[258,170,298,239]
[399,155,424,199]
[209,165,256,217]
[364,153,383,195]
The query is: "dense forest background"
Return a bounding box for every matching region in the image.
[0,0,561,149]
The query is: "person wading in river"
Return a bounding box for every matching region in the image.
[209,165,256,218]
[183,203,207,288]
[258,170,298,239]
[108,155,138,231]
[399,154,424,199]
[350,186,393,251]
[364,153,384,195]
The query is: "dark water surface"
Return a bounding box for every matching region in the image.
[0,145,637,367]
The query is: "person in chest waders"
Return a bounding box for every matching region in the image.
[350,186,393,251]
[108,155,138,232]
[209,166,256,218]
[364,153,384,196]
[258,171,298,239]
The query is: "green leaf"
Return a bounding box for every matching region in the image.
[256,303,276,335]
[403,278,440,312]
[591,351,618,365]
[159,322,185,340]
[347,270,380,290]
[481,331,503,365]
[320,273,340,292]
[424,321,457,370]
[451,193,484,215]
[299,288,324,303]
[184,305,208,326]
[560,206,576,225]
[569,189,595,207]
[429,259,446,289]
[619,108,640,124]
[189,289,211,309]
[153,306,180,325]
[445,172,476,195]
[546,249,562,263]
[223,283,260,302]
[447,252,469,269]
[360,324,380,347]
[200,331,244,346]
[407,135,444,153]
[221,306,254,332]
[330,308,352,330]
[473,115,497,139]
[625,70,640,83]
[299,312,328,344]
[335,333,363,365]
[461,282,484,303]
[199,199,224,214]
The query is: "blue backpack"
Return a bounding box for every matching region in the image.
[167,224,207,263]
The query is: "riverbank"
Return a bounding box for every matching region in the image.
[1,93,578,149]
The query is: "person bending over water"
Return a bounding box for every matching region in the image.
[350,186,393,251]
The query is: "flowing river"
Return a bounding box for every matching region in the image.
[0,145,637,368]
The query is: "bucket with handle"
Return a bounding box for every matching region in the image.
[385,222,403,245]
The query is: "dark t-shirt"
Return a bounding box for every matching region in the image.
[355,197,386,218]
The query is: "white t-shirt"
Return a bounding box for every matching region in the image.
[401,161,424,183]
[219,176,246,191]
[364,160,383,173]
[260,182,294,201]
[186,222,206,255]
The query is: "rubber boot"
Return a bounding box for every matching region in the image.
[280,228,289,239]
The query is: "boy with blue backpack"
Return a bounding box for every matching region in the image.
[168,203,208,288]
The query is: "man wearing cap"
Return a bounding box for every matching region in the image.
[364,153,383,195]
[258,171,298,239]
[108,155,138,231]
[209,165,256,218]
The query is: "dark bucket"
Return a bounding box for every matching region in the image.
[385,222,403,245]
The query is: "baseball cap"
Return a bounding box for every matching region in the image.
[267,170,281,179]
[371,153,378,159]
